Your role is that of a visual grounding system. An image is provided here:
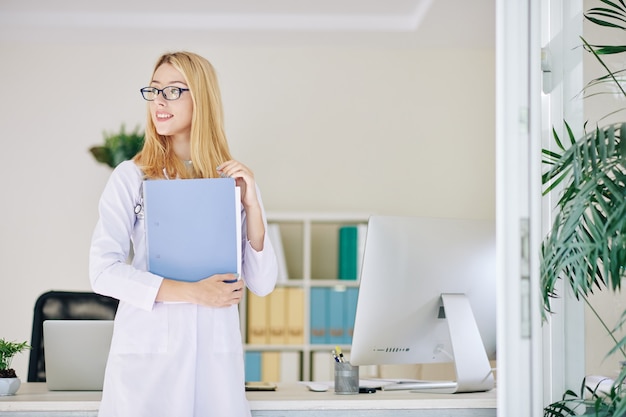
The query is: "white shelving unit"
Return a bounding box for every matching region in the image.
[240,211,371,382]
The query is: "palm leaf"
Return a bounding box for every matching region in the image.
[585,0,626,32]
[544,3,626,415]
[584,69,626,94]
[541,123,626,313]
[593,46,626,55]
[583,38,626,100]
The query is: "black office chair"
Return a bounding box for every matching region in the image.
[27,290,119,382]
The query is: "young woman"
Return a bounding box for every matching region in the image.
[89,51,277,417]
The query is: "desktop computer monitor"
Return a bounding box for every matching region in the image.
[350,215,496,393]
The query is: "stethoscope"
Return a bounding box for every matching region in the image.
[134,181,145,218]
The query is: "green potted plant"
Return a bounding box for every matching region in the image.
[541,0,626,415]
[89,124,144,168]
[0,339,31,396]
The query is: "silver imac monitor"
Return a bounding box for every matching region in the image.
[350,215,496,394]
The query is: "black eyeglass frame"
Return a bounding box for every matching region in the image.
[140,86,190,101]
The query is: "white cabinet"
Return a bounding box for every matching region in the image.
[241,212,370,382]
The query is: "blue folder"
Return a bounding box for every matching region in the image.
[244,351,262,382]
[143,178,241,282]
[328,287,345,345]
[310,288,328,344]
[343,287,359,344]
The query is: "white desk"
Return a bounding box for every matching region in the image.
[0,383,497,417]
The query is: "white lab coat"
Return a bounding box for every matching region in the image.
[89,160,278,417]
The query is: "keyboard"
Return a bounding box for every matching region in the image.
[381,380,458,391]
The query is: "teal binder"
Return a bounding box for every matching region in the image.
[143,178,241,282]
[338,226,358,280]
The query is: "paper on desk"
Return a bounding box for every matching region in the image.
[299,379,395,389]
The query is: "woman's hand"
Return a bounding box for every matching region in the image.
[156,273,243,307]
[217,160,266,251]
[217,160,260,211]
[192,273,244,307]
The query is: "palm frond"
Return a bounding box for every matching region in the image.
[585,0,626,32]
[587,7,626,21]
[541,123,626,313]
[583,37,626,100]
[544,3,626,415]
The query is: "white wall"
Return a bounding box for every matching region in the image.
[0,39,495,377]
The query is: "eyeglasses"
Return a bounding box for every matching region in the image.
[140,86,190,101]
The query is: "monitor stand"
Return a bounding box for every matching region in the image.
[383,293,495,394]
[413,293,495,394]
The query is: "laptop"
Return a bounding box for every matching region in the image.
[43,320,113,391]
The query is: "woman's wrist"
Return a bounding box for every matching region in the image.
[156,278,196,304]
[242,200,262,214]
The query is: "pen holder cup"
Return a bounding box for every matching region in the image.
[334,362,359,395]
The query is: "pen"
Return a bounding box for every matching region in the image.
[335,346,345,362]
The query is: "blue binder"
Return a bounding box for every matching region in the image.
[143,178,241,282]
[310,288,328,344]
[244,351,262,382]
[328,287,345,345]
[343,287,359,344]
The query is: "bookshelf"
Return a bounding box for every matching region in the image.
[241,212,371,382]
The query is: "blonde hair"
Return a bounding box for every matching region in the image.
[135,51,232,179]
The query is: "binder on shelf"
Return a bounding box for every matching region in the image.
[328,287,345,345]
[338,226,358,280]
[143,178,241,282]
[310,287,328,344]
[343,287,359,344]
[309,287,359,345]
[286,288,305,345]
[311,350,334,382]
[279,351,301,382]
[261,351,280,382]
[268,287,287,345]
[337,224,368,281]
[267,223,289,282]
[247,292,269,344]
[245,351,262,382]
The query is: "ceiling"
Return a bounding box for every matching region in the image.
[0,0,495,48]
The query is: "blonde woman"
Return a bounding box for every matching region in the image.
[89,51,277,417]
